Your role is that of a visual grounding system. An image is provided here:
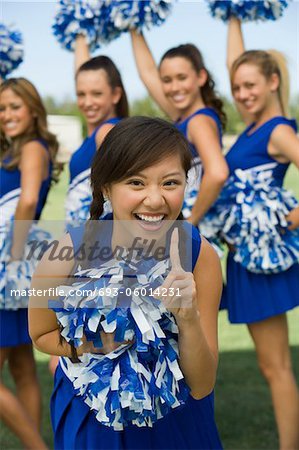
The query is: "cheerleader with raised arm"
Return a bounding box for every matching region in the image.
[49,34,129,375]
[130,31,229,225]
[65,34,129,226]
[219,18,299,449]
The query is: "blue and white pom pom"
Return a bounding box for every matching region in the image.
[53,0,174,50]
[0,23,24,79]
[51,251,190,430]
[200,166,299,273]
[0,223,51,309]
[108,0,174,34]
[206,0,289,22]
[52,0,118,52]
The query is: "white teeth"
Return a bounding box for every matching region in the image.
[136,214,164,222]
[172,95,185,101]
[5,122,17,129]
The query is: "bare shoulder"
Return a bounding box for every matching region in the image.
[95,123,115,148]
[188,114,218,143]
[270,123,298,145]
[196,236,221,270]
[21,140,48,158]
[269,123,299,163]
[189,114,217,133]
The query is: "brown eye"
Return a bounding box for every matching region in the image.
[127,179,144,186]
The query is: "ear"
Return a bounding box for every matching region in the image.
[112,87,122,105]
[102,186,111,200]
[197,69,208,88]
[269,73,280,93]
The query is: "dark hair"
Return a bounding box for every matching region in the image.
[89,116,191,221]
[160,44,226,129]
[76,56,129,118]
[67,117,192,358]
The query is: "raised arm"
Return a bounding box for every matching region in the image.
[226,18,253,124]
[74,34,90,73]
[226,17,245,73]
[130,30,177,119]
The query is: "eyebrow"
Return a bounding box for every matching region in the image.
[134,171,184,179]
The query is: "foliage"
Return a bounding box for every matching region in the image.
[130,96,167,119]
[290,95,299,123]
[43,93,299,137]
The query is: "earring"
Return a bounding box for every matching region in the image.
[103,194,109,202]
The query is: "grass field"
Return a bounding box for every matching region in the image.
[1,164,298,449]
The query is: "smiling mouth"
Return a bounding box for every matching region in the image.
[4,123,18,129]
[134,213,166,224]
[171,95,186,102]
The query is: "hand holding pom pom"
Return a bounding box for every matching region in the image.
[206,0,289,22]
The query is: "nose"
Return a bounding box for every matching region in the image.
[169,79,180,92]
[238,87,248,100]
[82,95,93,108]
[0,108,12,122]
[143,187,166,209]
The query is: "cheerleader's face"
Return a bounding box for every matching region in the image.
[76,70,121,128]
[232,63,279,115]
[159,57,206,115]
[0,88,35,138]
[104,154,186,231]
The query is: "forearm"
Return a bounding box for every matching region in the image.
[10,201,37,260]
[189,174,225,225]
[34,328,73,357]
[227,17,245,72]
[178,315,217,399]
[75,34,90,72]
[130,30,157,85]
[287,206,299,230]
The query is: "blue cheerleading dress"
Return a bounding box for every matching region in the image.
[223,117,299,323]
[0,140,52,347]
[175,107,223,219]
[65,118,120,226]
[51,216,223,450]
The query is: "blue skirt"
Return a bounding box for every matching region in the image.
[0,308,31,347]
[223,252,299,324]
[51,363,223,450]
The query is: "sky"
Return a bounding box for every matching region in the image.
[1,0,299,104]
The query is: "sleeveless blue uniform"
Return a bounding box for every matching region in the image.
[0,140,52,347]
[175,108,223,218]
[65,118,120,225]
[223,117,299,323]
[51,216,223,450]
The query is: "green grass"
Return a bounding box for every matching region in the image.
[1,163,298,450]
